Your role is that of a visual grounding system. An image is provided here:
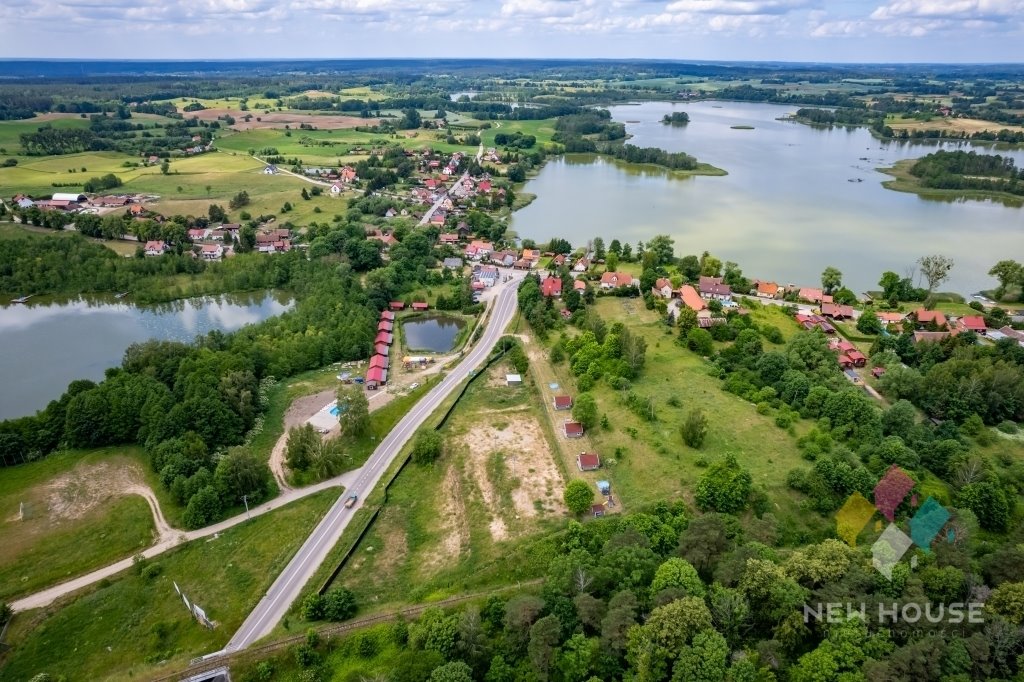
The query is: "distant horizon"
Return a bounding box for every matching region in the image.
[2,57,1024,66]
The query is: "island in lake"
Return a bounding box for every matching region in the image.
[661,111,690,125]
[881,149,1024,207]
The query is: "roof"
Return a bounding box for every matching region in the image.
[374,331,393,344]
[573,279,586,290]
[577,453,601,470]
[564,421,584,436]
[144,240,165,250]
[506,374,522,382]
[958,315,986,331]
[369,355,389,369]
[375,344,390,356]
[390,301,405,310]
[914,309,948,327]
[680,285,706,311]
[378,320,393,331]
[201,243,221,253]
[442,257,463,269]
[756,280,779,296]
[699,276,732,296]
[542,276,562,297]
[600,271,633,287]
[654,277,672,290]
[821,303,855,318]
[52,192,86,202]
[799,287,824,302]
[412,302,429,310]
[553,395,573,409]
[913,331,951,343]
[366,367,386,382]
[380,310,395,321]
[876,312,906,323]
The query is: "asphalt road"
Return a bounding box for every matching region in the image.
[223,269,525,652]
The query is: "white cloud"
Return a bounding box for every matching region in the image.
[870,0,1023,21]
[666,0,812,15]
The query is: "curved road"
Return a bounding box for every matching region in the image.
[224,270,525,652]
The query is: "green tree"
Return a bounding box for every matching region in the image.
[528,614,562,677]
[958,481,1010,531]
[686,328,714,356]
[676,307,698,342]
[412,429,444,464]
[626,597,713,682]
[160,160,170,175]
[228,191,250,210]
[988,259,1023,300]
[285,423,318,471]
[680,408,709,448]
[571,393,598,430]
[564,479,595,515]
[215,446,272,504]
[322,587,357,621]
[647,234,676,266]
[401,108,422,129]
[337,385,370,438]
[821,266,843,294]
[918,254,954,295]
[182,485,222,529]
[651,558,706,597]
[695,455,752,514]
[557,633,598,682]
[672,630,729,682]
[987,581,1024,624]
[856,312,883,335]
[605,252,619,271]
[410,607,459,660]
[429,661,473,682]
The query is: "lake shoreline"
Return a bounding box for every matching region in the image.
[878,159,1024,208]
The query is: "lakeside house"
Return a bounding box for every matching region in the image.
[954,315,987,334]
[798,287,831,304]
[821,302,855,319]
[390,301,405,311]
[698,276,732,300]
[542,276,562,297]
[755,280,780,298]
[680,285,706,311]
[378,320,393,332]
[913,309,948,329]
[412,302,429,311]
[600,272,635,289]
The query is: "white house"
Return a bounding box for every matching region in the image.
[330,183,344,196]
[144,240,167,256]
[200,243,224,260]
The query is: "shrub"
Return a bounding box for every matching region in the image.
[564,479,594,515]
[412,430,444,464]
[997,421,1019,434]
[322,587,358,621]
[681,408,709,448]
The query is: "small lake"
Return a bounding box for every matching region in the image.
[0,292,292,420]
[402,315,465,353]
[512,100,1024,295]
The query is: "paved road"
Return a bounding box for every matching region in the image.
[224,270,525,652]
[10,467,364,613]
[417,143,483,227]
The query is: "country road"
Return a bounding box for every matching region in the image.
[417,142,483,227]
[223,268,525,652]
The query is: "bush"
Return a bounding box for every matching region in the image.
[412,430,444,464]
[681,408,709,448]
[301,593,325,621]
[695,454,752,514]
[564,479,594,515]
[322,587,358,621]
[997,421,1018,434]
[687,328,714,356]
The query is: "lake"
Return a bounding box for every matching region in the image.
[402,315,465,353]
[511,100,1024,295]
[0,292,292,420]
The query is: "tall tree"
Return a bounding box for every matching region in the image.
[821,266,843,294]
[918,254,954,295]
[337,385,370,438]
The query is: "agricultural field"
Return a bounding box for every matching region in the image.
[885,113,1024,136]
[0,223,138,256]
[0,446,178,604]
[322,362,566,613]
[0,489,337,682]
[0,115,93,154]
[478,118,558,148]
[216,126,477,160]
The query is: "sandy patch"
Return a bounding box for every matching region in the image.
[889,116,1024,135]
[45,459,149,522]
[456,412,566,539]
[422,465,470,573]
[188,108,376,131]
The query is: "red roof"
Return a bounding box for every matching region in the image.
[390,301,406,310]
[380,310,395,321]
[680,285,706,311]
[374,331,393,345]
[821,303,854,318]
[914,309,948,327]
[958,315,986,331]
[378,320,393,332]
[375,344,389,356]
[553,395,573,410]
[366,367,386,382]
[564,421,584,437]
[370,355,388,369]
[577,453,601,470]
[756,280,779,296]
[573,279,586,291]
[412,302,429,311]
[542,276,562,297]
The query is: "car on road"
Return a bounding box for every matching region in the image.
[344,494,357,509]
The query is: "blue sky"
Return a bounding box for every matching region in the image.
[0,0,1021,62]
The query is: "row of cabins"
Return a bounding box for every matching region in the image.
[368,310,396,389]
[551,393,601,470]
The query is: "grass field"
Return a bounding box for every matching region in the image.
[0,447,181,603]
[880,159,1024,208]
[216,127,477,161]
[0,222,138,256]
[0,116,93,155]
[886,114,1024,136]
[542,297,826,539]
[0,490,337,682]
[478,118,558,148]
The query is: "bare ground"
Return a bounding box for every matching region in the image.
[190,109,376,130]
[421,465,471,574]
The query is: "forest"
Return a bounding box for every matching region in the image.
[909,150,1024,198]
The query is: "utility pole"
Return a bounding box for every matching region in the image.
[243,495,251,521]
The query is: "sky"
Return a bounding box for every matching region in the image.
[0,0,1022,62]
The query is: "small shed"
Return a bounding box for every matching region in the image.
[563,421,584,438]
[506,374,522,387]
[389,301,406,311]
[553,395,573,410]
[412,302,429,311]
[577,452,601,471]
[591,503,606,518]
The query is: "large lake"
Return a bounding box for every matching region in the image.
[512,100,1024,295]
[0,292,292,420]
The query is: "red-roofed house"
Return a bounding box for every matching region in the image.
[200,243,223,260]
[380,310,395,321]
[375,331,394,345]
[542,276,562,297]
[412,302,429,311]
[187,228,207,241]
[573,279,586,291]
[913,331,951,344]
[439,232,460,245]
[553,254,567,266]
[756,280,780,298]
[144,240,167,256]
[576,453,601,471]
[680,285,706,311]
[821,303,855,319]
[847,350,867,367]
[699,276,732,300]
[914,309,948,329]
[369,355,389,370]
[955,315,987,334]
[553,395,573,410]
[600,272,634,289]
[876,312,906,325]
[652,278,674,299]
[365,366,387,385]
[799,287,825,304]
[378,320,393,332]
[563,421,584,438]
[390,301,406,311]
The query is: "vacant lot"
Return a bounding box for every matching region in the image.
[0,448,169,603]
[0,490,336,682]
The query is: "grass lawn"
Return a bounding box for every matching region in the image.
[554,297,826,539]
[216,127,477,162]
[0,222,138,256]
[0,447,182,603]
[0,490,337,682]
[0,116,93,154]
[478,118,558,148]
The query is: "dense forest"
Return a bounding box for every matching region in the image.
[909,150,1024,198]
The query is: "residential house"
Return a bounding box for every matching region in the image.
[477,179,492,193]
[375,331,394,345]
[389,301,406,311]
[439,232,460,245]
[552,254,567,267]
[600,272,635,290]
[465,240,493,261]
[563,421,584,438]
[384,207,398,218]
[330,183,344,196]
[377,320,393,332]
[369,355,389,370]
[955,315,987,334]
[340,166,358,183]
[442,257,463,270]
[553,395,573,410]
[698,276,732,300]
[365,366,387,386]
[429,211,447,226]
[263,165,278,175]
[220,223,240,236]
[521,248,540,263]
[144,240,167,256]
[15,196,34,209]
[573,279,587,292]
[794,313,836,334]
[412,302,429,311]
[876,312,906,325]
[821,303,855,319]
[187,228,208,241]
[872,367,887,378]
[200,243,223,260]
[513,258,533,270]
[490,250,516,268]
[913,309,948,329]
[679,285,706,311]
[375,344,390,357]
[573,257,590,273]
[798,287,827,304]
[576,453,601,472]
[755,280,780,298]
[380,310,395,321]
[652,277,674,299]
[542,276,562,298]
[129,204,146,216]
[209,229,226,241]
[913,331,951,344]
